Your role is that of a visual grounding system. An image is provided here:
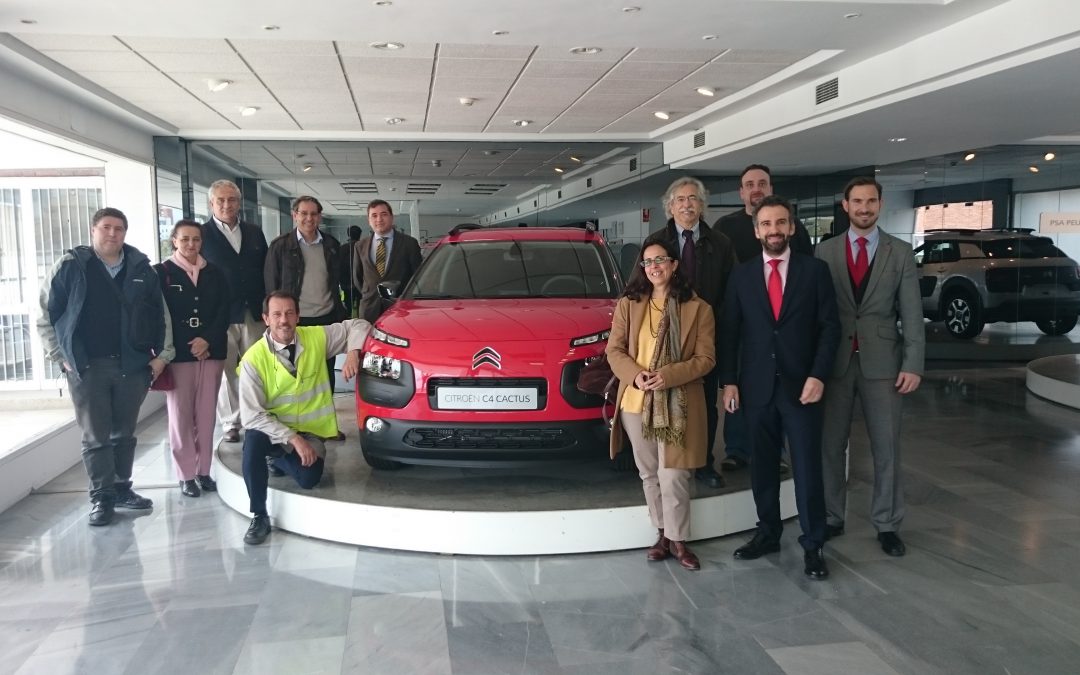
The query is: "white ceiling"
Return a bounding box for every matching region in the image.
[2,0,1078,219]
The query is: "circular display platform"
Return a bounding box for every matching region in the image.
[1027,354,1080,410]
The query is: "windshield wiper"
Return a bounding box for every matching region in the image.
[410,293,467,300]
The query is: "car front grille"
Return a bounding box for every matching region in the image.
[403,427,573,449]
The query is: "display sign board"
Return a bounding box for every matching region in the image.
[436,387,539,410]
[1039,212,1080,233]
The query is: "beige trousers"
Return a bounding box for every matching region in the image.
[621,410,692,541]
[217,313,265,432]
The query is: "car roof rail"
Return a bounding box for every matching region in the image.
[924,228,980,234]
[448,223,483,236]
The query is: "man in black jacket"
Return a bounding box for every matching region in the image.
[201,179,268,444]
[649,176,736,488]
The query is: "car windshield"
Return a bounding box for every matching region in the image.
[983,237,1067,259]
[405,239,619,299]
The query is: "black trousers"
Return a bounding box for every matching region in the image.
[241,429,325,515]
[702,365,720,470]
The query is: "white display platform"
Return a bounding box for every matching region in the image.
[214,449,798,556]
[1026,354,1080,410]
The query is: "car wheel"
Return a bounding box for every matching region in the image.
[361,447,406,471]
[942,289,983,339]
[1036,314,1078,336]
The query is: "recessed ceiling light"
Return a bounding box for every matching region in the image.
[261,25,280,31]
[964,152,976,161]
[569,46,602,55]
[844,12,861,19]
[483,150,499,156]
[1044,152,1056,161]
[622,6,641,12]
[702,34,718,41]
[654,111,671,120]
[513,119,532,127]
[492,30,508,36]
[373,0,392,5]
[696,86,715,97]
[569,155,582,163]
[207,78,232,92]
[302,165,313,172]
[369,41,404,50]
[458,97,476,106]
[888,137,907,142]
[385,117,404,125]
[19,19,37,25]
[431,160,441,167]
[387,149,401,155]
[554,167,565,174]
[239,106,259,117]
[1029,165,1040,173]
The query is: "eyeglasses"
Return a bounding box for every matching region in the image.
[639,256,675,268]
[672,195,702,205]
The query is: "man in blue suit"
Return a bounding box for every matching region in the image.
[721,195,840,579]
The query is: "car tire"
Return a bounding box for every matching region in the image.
[1036,314,1078,336]
[361,447,406,471]
[942,289,983,339]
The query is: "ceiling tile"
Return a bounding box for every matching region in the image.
[121,37,232,53]
[626,48,724,62]
[142,51,248,72]
[15,34,124,51]
[436,58,526,79]
[438,44,535,60]
[44,50,155,72]
[232,39,336,55]
[243,52,341,72]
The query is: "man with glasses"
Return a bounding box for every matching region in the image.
[713,164,813,474]
[200,179,268,444]
[649,177,736,488]
[264,196,348,441]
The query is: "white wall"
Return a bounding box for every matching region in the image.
[1015,187,1080,260]
[881,189,917,244]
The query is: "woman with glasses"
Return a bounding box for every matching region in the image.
[155,220,230,498]
[606,233,716,570]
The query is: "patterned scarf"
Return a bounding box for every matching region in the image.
[170,251,206,285]
[641,296,688,447]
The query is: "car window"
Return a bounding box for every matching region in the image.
[982,237,1066,259]
[406,239,619,299]
[921,240,960,264]
[958,242,984,259]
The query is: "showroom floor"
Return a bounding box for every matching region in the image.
[2,363,1080,674]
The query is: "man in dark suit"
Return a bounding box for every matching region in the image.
[649,176,736,488]
[201,179,268,444]
[816,177,924,557]
[713,164,813,473]
[353,200,422,324]
[721,195,840,579]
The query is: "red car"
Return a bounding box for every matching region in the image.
[356,224,622,469]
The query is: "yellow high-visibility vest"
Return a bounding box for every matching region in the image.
[241,327,337,438]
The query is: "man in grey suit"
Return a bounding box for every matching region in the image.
[352,200,422,323]
[815,176,925,557]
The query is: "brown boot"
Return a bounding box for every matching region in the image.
[646,529,670,561]
[668,540,701,570]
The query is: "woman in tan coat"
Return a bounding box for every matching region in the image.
[607,234,716,570]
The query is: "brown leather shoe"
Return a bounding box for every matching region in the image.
[646,530,670,561]
[668,540,701,571]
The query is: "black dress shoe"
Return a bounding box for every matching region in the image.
[114,489,153,510]
[196,474,217,492]
[88,500,114,526]
[695,466,725,488]
[266,456,285,477]
[824,523,845,541]
[878,531,906,557]
[244,514,271,545]
[334,431,346,442]
[733,532,781,560]
[719,456,748,471]
[180,480,201,498]
[804,548,829,580]
[223,428,240,443]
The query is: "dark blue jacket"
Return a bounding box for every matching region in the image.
[200,219,268,324]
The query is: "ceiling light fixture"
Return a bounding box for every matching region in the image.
[387,149,401,155]
[369,41,404,50]
[239,106,259,117]
[385,117,404,125]
[458,97,476,107]
[373,0,393,5]
[261,25,280,31]
[513,119,532,127]
[696,86,715,97]
[431,160,441,167]
[654,111,671,120]
[19,19,37,25]
[554,167,565,174]
[964,152,976,161]
[302,165,313,172]
[844,13,861,20]
[622,6,641,12]
[702,34,718,41]
[1045,152,1056,161]
[888,137,907,142]
[482,150,498,156]
[1029,165,1040,173]
[492,30,508,36]
[569,155,582,163]
[569,46,602,55]
[207,79,232,92]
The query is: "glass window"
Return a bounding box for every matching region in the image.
[982,237,1066,259]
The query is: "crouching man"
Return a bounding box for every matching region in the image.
[239,290,370,545]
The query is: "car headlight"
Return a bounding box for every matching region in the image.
[362,352,402,380]
[371,327,410,348]
[570,329,610,348]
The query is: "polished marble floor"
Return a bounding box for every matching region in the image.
[3,363,1080,674]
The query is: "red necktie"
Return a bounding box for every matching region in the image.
[767,259,783,320]
[852,237,868,287]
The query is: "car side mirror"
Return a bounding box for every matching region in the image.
[377,280,401,302]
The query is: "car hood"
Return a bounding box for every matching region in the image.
[375,298,616,342]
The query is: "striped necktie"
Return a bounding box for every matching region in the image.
[375,237,387,277]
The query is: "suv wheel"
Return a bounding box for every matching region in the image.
[943,289,983,339]
[1036,314,1078,336]
[362,447,406,471]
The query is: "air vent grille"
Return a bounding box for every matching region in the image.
[407,183,440,195]
[327,201,366,211]
[465,183,507,195]
[341,182,377,194]
[629,157,638,172]
[693,132,705,148]
[586,177,593,188]
[815,78,839,105]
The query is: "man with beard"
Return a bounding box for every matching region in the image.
[815,177,924,557]
[721,195,839,579]
[649,177,736,488]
